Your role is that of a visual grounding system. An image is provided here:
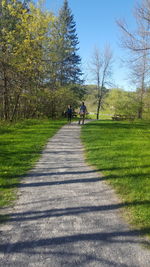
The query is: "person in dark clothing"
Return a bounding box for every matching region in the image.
[67,105,73,123]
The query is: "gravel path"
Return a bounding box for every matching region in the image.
[0,122,150,267]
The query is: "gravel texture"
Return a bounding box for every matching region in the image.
[0,122,150,267]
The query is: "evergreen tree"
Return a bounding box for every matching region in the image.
[0,0,85,120]
[50,0,82,86]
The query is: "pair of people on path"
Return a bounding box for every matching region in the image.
[66,102,87,125]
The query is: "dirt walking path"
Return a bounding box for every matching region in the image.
[0,122,150,267]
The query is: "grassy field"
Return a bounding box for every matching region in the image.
[81,120,150,236]
[86,112,112,120]
[0,119,66,214]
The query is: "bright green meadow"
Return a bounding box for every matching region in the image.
[81,120,150,236]
[0,119,66,218]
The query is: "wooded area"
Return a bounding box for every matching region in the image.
[1,0,150,121]
[0,0,85,121]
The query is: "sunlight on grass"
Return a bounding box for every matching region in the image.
[0,119,66,211]
[82,120,150,236]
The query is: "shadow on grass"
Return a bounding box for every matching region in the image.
[0,150,42,160]
[0,128,14,135]
[0,214,9,224]
[85,120,150,128]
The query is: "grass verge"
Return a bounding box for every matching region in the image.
[81,120,150,237]
[0,119,66,214]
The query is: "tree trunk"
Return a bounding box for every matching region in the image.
[96,95,102,120]
[10,94,20,121]
[137,76,145,119]
[137,106,143,119]
[137,92,144,119]
[3,70,9,120]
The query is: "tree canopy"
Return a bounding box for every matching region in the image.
[0,0,84,121]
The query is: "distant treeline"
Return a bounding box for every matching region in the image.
[85,85,150,120]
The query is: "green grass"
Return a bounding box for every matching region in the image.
[81,120,150,236]
[86,113,112,120]
[0,119,66,211]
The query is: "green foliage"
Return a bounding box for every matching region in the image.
[103,88,150,119]
[39,86,81,118]
[48,0,82,86]
[82,120,150,235]
[84,85,97,113]
[85,85,150,120]
[0,0,84,121]
[0,119,66,210]
[104,88,138,116]
[142,88,150,119]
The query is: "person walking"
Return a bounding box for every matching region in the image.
[67,105,73,124]
[78,102,87,125]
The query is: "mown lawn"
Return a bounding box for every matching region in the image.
[81,120,150,236]
[0,119,66,214]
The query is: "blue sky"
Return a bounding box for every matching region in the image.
[41,0,139,90]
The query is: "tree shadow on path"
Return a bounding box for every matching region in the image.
[0,229,150,254]
[5,201,150,224]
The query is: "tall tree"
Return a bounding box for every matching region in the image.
[0,0,85,121]
[0,0,26,120]
[90,45,113,120]
[117,0,150,118]
[0,0,53,120]
[49,0,82,86]
[117,0,150,52]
